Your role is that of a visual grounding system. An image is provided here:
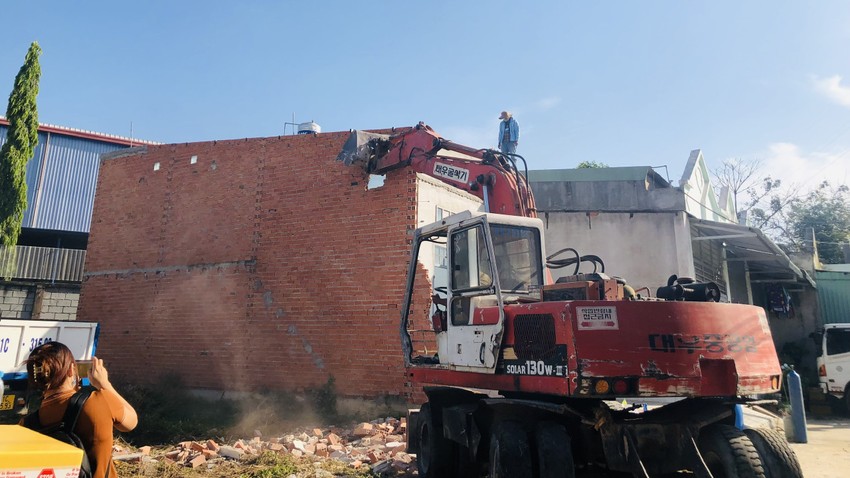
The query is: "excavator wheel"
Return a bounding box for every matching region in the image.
[488,420,533,478]
[415,403,455,478]
[698,424,766,478]
[743,428,803,478]
[534,421,575,478]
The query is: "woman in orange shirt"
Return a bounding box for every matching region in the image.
[22,342,138,478]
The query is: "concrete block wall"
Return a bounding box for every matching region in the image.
[0,283,79,321]
[78,132,423,399]
[42,289,81,321]
[0,285,33,319]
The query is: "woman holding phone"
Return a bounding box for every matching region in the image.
[21,341,138,477]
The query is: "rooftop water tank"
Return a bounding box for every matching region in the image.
[297,121,321,135]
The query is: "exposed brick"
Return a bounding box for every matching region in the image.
[78,131,435,399]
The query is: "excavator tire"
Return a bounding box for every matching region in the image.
[743,428,803,478]
[698,424,766,478]
[534,421,575,478]
[488,420,533,478]
[415,403,455,478]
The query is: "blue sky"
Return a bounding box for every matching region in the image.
[2,1,849,190]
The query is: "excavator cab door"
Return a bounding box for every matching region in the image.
[445,216,504,371]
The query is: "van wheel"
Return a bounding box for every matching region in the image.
[489,420,533,478]
[415,403,455,478]
[698,424,766,478]
[744,428,802,478]
[535,422,575,478]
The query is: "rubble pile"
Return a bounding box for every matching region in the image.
[114,417,417,476]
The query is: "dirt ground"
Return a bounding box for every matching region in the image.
[790,418,850,478]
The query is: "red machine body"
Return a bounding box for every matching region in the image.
[410,299,781,398]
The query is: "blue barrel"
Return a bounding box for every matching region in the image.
[734,404,744,430]
[787,369,808,443]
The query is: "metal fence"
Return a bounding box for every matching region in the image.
[0,245,86,282]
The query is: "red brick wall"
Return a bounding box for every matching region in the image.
[79,132,420,398]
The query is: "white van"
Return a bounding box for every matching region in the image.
[815,323,850,411]
[1,319,99,417]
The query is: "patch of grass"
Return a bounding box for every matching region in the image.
[115,459,252,478]
[117,373,369,445]
[115,450,378,478]
[312,375,338,422]
[317,460,377,477]
[239,452,299,477]
[118,374,239,445]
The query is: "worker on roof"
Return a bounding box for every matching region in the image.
[498,111,520,154]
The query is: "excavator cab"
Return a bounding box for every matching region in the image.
[401,212,546,371]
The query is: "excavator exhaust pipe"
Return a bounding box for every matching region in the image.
[336,130,391,170]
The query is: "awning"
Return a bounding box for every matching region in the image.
[690,218,816,288]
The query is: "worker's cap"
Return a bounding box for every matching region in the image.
[499,111,510,119]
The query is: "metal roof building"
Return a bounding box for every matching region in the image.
[0,117,157,235]
[0,117,156,283]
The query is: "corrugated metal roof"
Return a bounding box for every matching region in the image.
[816,269,850,324]
[0,116,159,146]
[690,218,816,288]
[0,125,142,233]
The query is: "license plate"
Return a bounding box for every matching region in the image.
[0,394,14,411]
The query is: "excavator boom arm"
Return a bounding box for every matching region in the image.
[337,123,536,217]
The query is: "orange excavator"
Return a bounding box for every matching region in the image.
[338,123,801,478]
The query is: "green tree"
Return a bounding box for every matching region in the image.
[0,42,41,248]
[576,160,609,169]
[787,182,850,264]
[714,159,850,261]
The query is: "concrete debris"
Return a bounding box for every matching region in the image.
[121,416,416,476]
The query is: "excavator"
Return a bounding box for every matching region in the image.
[337,123,801,478]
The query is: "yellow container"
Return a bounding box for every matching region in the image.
[0,425,82,478]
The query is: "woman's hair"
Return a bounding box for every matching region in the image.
[25,341,76,392]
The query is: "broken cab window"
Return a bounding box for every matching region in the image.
[451,225,493,291]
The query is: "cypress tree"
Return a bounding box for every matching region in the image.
[0,41,41,248]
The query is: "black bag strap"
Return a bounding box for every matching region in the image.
[22,409,42,429]
[60,385,96,433]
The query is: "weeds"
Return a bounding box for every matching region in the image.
[118,374,239,445]
[238,452,299,477]
[312,375,338,422]
[116,373,403,446]
[114,450,378,478]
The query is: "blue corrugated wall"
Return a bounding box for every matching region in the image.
[0,126,127,233]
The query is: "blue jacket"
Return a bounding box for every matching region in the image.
[498,117,520,147]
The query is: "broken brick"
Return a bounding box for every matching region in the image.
[353,423,373,437]
[189,454,206,469]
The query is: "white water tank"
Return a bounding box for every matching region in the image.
[297,121,321,135]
